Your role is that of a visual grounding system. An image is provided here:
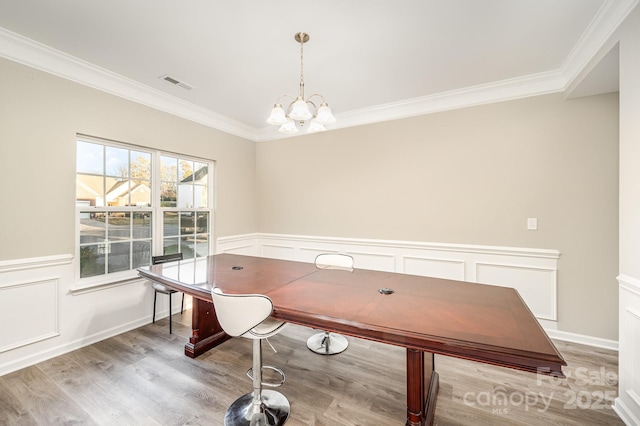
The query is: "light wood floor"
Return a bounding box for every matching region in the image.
[0,309,623,425]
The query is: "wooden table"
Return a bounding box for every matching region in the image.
[138,253,566,426]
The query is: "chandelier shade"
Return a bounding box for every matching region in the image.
[289,98,313,121]
[267,104,288,125]
[278,118,298,134]
[308,118,326,133]
[267,32,336,134]
[315,103,336,124]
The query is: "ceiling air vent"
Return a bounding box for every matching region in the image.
[159,74,194,90]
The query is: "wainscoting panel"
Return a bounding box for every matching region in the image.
[614,274,640,425]
[347,250,396,272]
[0,278,59,353]
[475,262,557,320]
[403,256,466,281]
[261,244,295,260]
[217,233,560,324]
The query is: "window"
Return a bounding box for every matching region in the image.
[76,135,213,283]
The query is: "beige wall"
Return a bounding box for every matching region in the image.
[0,57,257,261]
[257,92,619,340]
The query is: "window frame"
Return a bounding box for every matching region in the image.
[73,135,214,291]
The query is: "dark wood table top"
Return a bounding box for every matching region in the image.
[139,253,566,376]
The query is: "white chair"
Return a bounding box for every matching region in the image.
[306,253,354,355]
[211,287,290,426]
[151,253,184,334]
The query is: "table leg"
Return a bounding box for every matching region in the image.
[184,298,231,358]
[406,349,439,426]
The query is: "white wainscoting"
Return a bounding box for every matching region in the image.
[0,254,158,377]
[614,274,640,425]
[0,277,59,353]
[217,233,560,324]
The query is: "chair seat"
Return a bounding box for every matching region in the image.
[152,282,176,294]
[246,318,286,339]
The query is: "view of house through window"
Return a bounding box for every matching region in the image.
[160,155,210,259]
[76,136,212,280]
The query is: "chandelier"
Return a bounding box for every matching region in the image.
[267,32,336,134]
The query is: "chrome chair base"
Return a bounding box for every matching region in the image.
[224,389,290,426]
[306,331,349,355]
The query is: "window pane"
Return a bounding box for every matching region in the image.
[133,212,152,238]
[179,160,194,181]
[107,212,131,241]
[161,156,177,182]
[106,180,129,206]
[130,151,151,181]
[132,241,151,269]
[77,141,103,175]
[108,242,130,273]
[180,236,195,258]
[161,183,177,207]
[195,185,207,208]
[132,180,151,207]
[79,245,105,278]
[178,184,194,208]
[195,235,209,257]
[163,212,179,236]
[163,237,179,255]
[105,146,129,178]
[196,212,208,234]
[80,212,106,244]
[76,174,105,207]
[193,162,208,184]
[180,212,195,235]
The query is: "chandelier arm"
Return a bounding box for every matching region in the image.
[305,100,318,113]
[305,93,327,104]
[275,94,297,105]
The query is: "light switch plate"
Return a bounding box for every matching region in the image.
[527,218,538,231]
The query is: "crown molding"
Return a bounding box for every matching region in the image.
[560,0,638,89]
[0,27,259,141]
[0,0,634,143]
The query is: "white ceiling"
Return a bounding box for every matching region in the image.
[0,0,628,141]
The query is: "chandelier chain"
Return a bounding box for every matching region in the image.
[299,36,305,99]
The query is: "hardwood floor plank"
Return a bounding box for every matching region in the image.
[1,365,96,425]
[0,377,39,426]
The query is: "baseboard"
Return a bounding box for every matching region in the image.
[613,397,640,426]
[544,328,618,351]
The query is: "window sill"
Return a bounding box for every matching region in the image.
[70,270,147,295]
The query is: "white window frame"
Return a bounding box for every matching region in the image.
[73,135,214,292]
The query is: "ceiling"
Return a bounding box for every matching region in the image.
[0,0,628,141]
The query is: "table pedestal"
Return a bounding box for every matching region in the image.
[406,349,439,426]
[184,298,230,358]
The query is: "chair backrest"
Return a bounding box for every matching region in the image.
[152,252,184,265]
[211,287,274,337]
[314,253,354,272]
